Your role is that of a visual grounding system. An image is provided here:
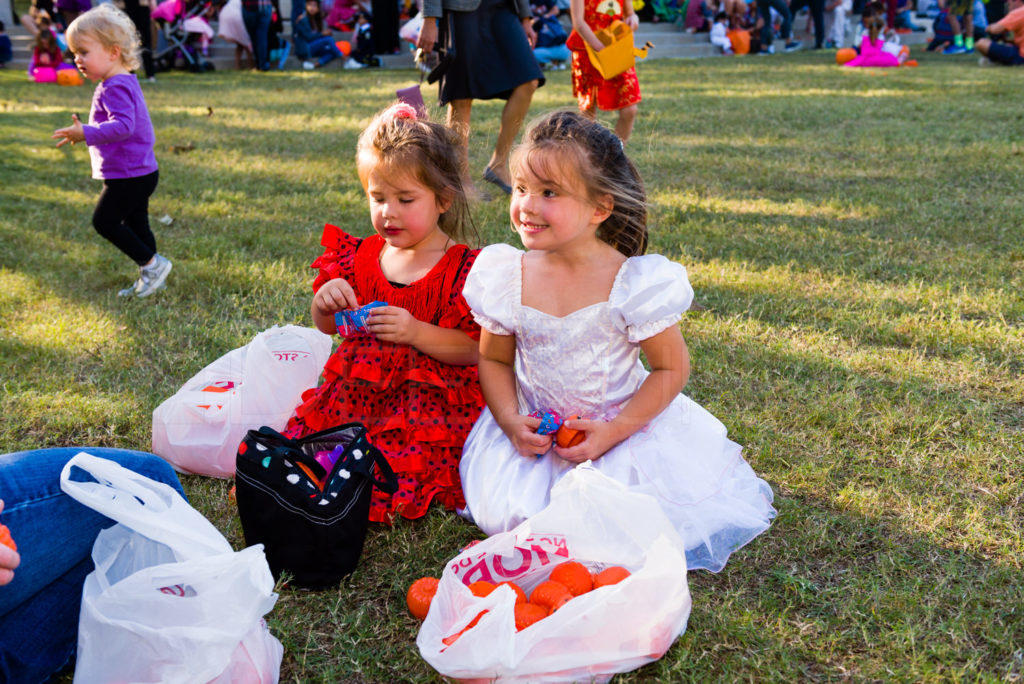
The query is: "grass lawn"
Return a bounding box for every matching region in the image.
[1,50,1022,682]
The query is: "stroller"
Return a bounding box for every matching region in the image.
[152,0,216,72]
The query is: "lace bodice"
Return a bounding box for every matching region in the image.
[464,244,693,421]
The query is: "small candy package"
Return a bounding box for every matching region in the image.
[335,301,388,337]
[528,409,587,456]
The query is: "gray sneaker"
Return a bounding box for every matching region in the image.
[134,254,172,297]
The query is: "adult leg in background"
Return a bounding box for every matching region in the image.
[485,79,539,187]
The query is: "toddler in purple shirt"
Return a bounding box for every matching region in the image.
[51,4,172,298]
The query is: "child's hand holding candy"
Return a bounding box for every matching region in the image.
[314,278,360,317]
[553,417,617,464]
[365,305,421,345]
[500,413,553,457]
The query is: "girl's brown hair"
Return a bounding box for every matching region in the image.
[66,4,142,72]
[512,110,648,257]
[305,0,323,35]
[356,103,478,246]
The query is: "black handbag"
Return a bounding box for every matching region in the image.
[235,424,398,589]
[426,13,456,84]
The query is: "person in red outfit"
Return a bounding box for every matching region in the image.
[285,102,484,524]
[568,0,641,143]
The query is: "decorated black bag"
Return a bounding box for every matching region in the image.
[235,424,398,588]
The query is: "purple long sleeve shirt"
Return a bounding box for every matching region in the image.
[82,73,158,180]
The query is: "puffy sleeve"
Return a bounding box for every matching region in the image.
[310,223,361,293]
[463,243,522,336]
[609,255,694,343]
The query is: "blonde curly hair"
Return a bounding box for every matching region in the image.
[66,4,142,72]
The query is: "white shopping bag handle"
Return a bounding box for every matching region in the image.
[60,452,232,559]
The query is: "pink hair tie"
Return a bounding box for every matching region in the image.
[382,102,418,123]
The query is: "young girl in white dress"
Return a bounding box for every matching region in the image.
[459,111,776,572]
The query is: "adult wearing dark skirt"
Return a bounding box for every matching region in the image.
[416,0,543,195]
[372,0,400,55]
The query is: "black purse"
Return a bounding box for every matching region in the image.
[235,424,398,589]
[426,13,456,84]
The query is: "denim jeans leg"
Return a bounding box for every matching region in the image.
[0,448,186,684]
[243,6,272,69]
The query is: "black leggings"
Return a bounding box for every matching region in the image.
[92,171,160,266]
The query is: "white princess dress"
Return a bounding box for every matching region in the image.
[459,244,777,572]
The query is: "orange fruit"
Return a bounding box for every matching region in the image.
[514,603,548,631]
[442,609,487,646]
[546,592,572,615]
[549,561,593,596]
[530,580,572,611]
[496,581,527,605]
[406,576,440,620]
[468,580,496,597]
[594,566,631,588]
[555,415,585,448]
[0,524,16,552]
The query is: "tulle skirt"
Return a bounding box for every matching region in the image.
[459,393,777,572]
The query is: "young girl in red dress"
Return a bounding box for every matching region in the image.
[284,102,484,524]
[568,0,641,142]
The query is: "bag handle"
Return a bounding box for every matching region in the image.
[247,423,397,493]
[60,452,232,559]
[248,426,327,480]
[366,444,399,494]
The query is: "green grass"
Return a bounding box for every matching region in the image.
[2,51,1023,682]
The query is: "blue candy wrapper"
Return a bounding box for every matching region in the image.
[335,301,388,337]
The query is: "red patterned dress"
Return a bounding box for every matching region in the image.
[284,225,485,523]
[568,0,642,112]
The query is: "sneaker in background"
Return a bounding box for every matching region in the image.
[135,254,172,298]
[943,44,966,54]
[344,57,365,69]
[759,44,776,54]
[303,60,316,70]
[784,40,802,51]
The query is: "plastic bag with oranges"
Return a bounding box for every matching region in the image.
[415,464,692,683]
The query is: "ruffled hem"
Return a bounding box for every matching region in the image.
[319,349,483,407]
[370,473,466,523]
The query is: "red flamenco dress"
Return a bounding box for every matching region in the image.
[284,225,485,523]
[567,0,642,112]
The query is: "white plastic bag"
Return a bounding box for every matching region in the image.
[152,324,332,477]
[60,452,283,684]
[417,464,692,683]
[399,13,423,42]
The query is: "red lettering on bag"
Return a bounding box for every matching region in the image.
[200,381,236,393]
[272,351,312,362]
[449,535,571,583]
[491,548,532,578]
[461,557,496,584]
